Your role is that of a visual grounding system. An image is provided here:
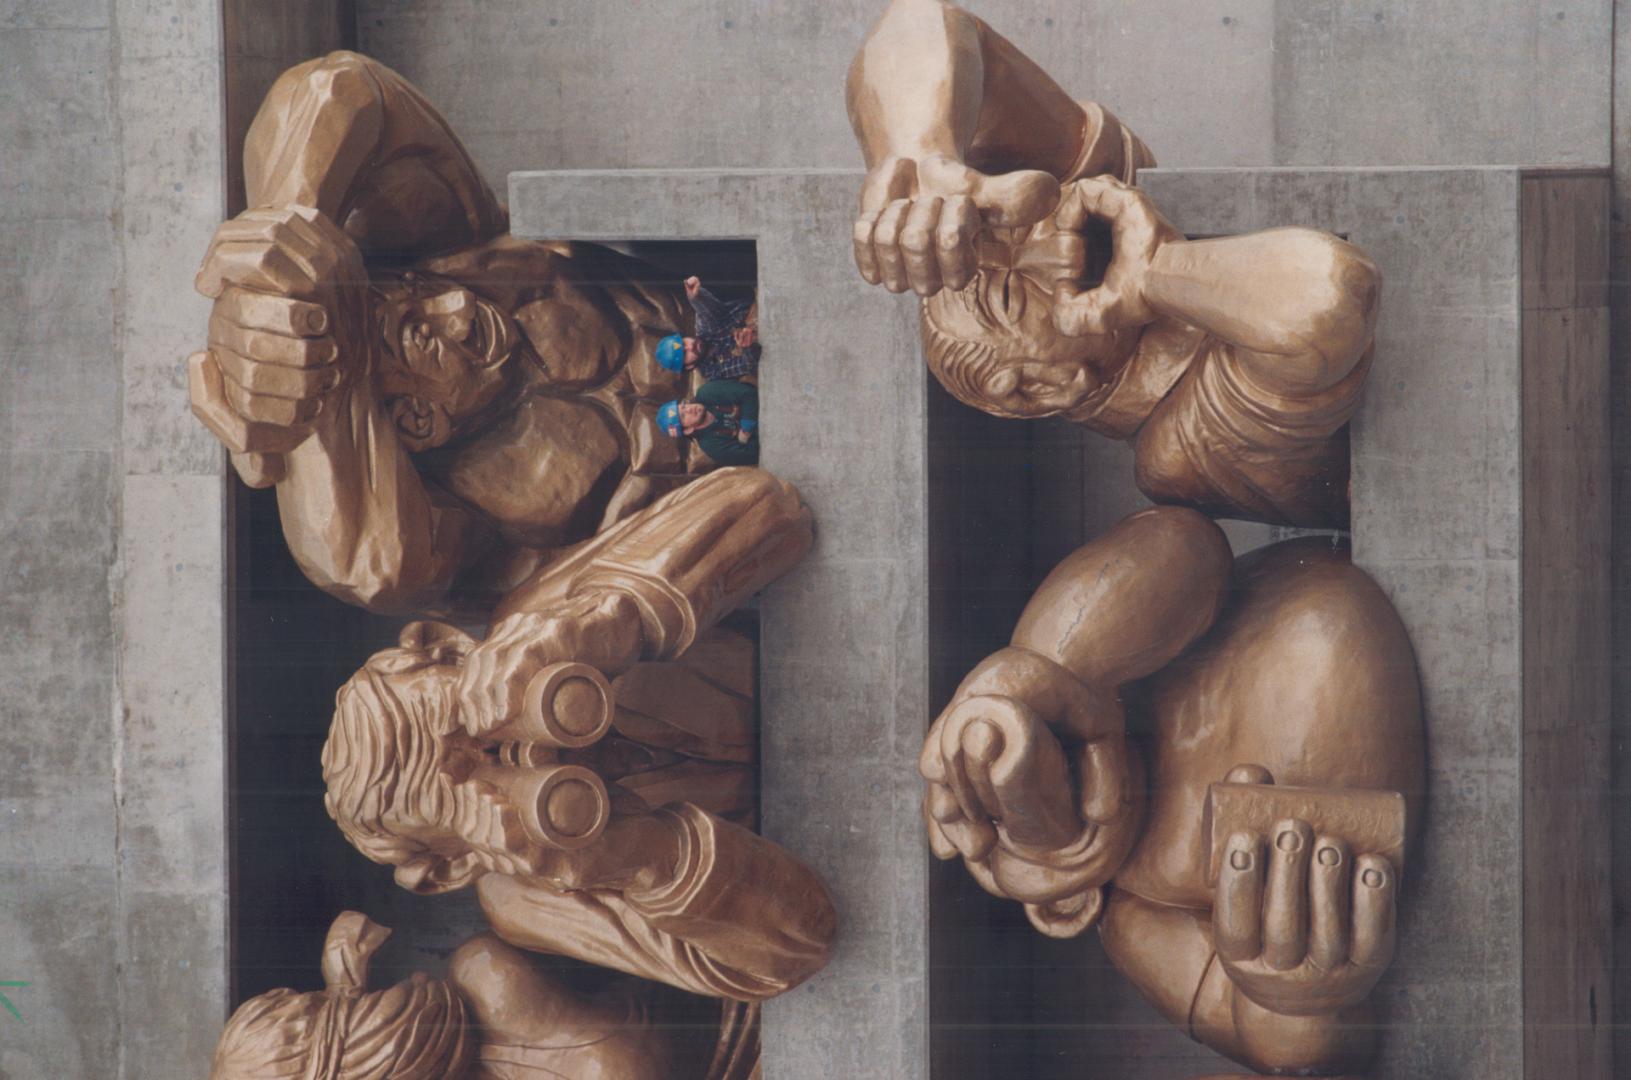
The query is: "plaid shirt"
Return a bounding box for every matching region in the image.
[691,285,760,381]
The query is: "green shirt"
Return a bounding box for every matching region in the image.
[692,380,759,467]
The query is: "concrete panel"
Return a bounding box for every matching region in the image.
[510,167,929,1079]
[0,11,123,1080]
[109,1,232,1077]
[1272,0,1611,168]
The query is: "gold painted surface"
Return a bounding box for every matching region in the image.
[848,0,1378,530]
[189,52,713,618]
[194,55,832,1076]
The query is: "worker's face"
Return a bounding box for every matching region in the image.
[376,276,521,449]
[678,401,708,433]
[682,337,701,367]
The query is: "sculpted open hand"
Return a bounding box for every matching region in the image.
[1051,175,1183,337]
[854,154,1060,296]
[188,204,367,455]
[1215,815,1399,1017]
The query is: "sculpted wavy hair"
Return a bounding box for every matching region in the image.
[321,623,537,894]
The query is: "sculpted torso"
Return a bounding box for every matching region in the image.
[1119,539,1424,910]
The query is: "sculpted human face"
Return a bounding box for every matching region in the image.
[376,276,521,449]
[323,632,571,892]
[921,223,1129,419]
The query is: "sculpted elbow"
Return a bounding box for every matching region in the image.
[1278,230,1382,394]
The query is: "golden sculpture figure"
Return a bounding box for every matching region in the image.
[848,2,1423,1075]
[191,52,836,1069]
[191,50,738,617]
[849,0,1378,530]
[210,911,762,1079]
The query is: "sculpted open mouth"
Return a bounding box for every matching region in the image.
[474,298,514,368]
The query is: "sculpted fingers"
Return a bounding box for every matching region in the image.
[1052,280,1112,337]
[936,194,979,292]
[925,781,995,863]
[213,344,338,401]
[1262,819,1314,971]
[1308,837,1351,973]
[870,199,913,293]
[222,378,319,429]
[209,311,337,370]
[952,163,1056,230]
[1214,831,1265,963]
[217,285,331,337]
[853,211,884,285]
[899,196,943,296]
[858,156,918,217]
[198,239,318,300]
[1350,854,1398,971]
[855,158,918,284]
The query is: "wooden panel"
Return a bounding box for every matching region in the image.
[1520,172,1613,1080]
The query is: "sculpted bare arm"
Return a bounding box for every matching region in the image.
[192,54,511,612]
[244,50,506,256]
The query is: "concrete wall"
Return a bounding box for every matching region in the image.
[1,0,228,1075]
[0,9,122,1076]
[354,0,1610,179]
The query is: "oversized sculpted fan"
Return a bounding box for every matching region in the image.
[848,2,1423,1076]
[190,51,834,1077]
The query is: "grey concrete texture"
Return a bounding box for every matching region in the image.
[510,167,930,1079]
[0,8,122,1078]
[3,0,234,1076]
[358,0,1607,183]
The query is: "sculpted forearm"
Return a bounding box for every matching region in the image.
[1143,229,1381,396]
[244,52,387,217]
[245,52,504,256]
[846,0,983,168]
[278,388,487,614]
[846,0,1085,178]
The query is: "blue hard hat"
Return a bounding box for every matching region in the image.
[657,400,682,438]
[656,334,685,373]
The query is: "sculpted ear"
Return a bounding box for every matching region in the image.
[393,851,486,895]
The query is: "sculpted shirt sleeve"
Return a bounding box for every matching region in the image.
[477,804,836,1002]
[1132,337,1369,528]
[495,467,812,661]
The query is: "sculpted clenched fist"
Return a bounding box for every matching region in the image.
[188,204,367,456]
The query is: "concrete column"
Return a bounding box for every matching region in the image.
[509,168,931,1078]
